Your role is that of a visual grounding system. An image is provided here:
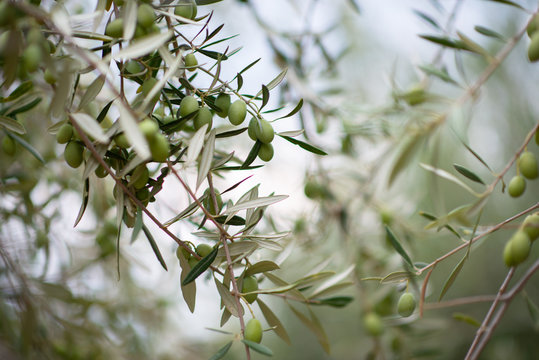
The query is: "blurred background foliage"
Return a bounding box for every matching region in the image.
[1,0,539,359]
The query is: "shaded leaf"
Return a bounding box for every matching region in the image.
[6,133,45,164]
[385,226,414,269]
[142,224,168,271]
[74,179,90,227]
[182,246,219,285]
[78,76,105,110]
[308,282,353,299]
[209,341,233,360]
[419,65,457,84]
[214,278,243,317]
[413,10,440,29]
[313,296,354,308]
[261,85,270,110]
[474,25,505,40]
[241,140,262,168]
[523,291,539,331]
[483,0,525,10]
[452,312,480,327]
[257,299,291,344]
[388,134,424,187]
[288,305,330,354]
[453,164,485,185]
[439,255,467,301]
[241,340,273,356]
[223,195,288,215]
[214,215,245,225]
[277,99,303,120]
[419,34,465,49]
[178,251,196,313]
[0,81,33,103]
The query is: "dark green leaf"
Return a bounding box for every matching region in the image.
[241,140,262,169]
[131,209,143,243]
[241,340,273,356]
[474,26,505,40]
[482,0,525,10]
[236,72,243,91]
[413,10,440,29]
[313,296,354,308]
[6,97,42,117]
[197,49,228,60]
[214,215,245,225]
[0,81,33,103]
[277,99,303,120]
[216,127,247,138]
[238,58,261,75]
[453,164,485,185]
[278,135,327,155]
[142,224,168,271]
[74,179,90,227]
[385,226,414,269]
[96,100,113,124]
[205,24,224,43]
[452,312,480,327]
[196,0,224,5]
[419,35,465,49]
[209,341,233,360]
[7,133,45,164]
[182,246,218,285]
[439,255,467,301]
[261,85,270,110]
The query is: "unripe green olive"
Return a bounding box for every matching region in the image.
[304,180,323,199]
[247,117,258,141]
[44,68,57,84]
[64,141,84,168]
[194,107,213,131]
[510,231,531,265]
[188,256,199,268]
[184,53,198,71]
[131,165,149,189]
[363,312,383,337]
[215,93,231,118]
[95,165,108,178]
[124,60,143,75]
[522,212,539,241]
[228,99,247,126]
[22,44,42,73]
[535,130,539,146]
[179,95,199,117]
[56,123,73,144]
[508,175,526,197]
[244,319,263,343]
[137,4,155,29]
[256,119,274,144]
[141,77,160,103]
[149,133,170,162]
[528,32,539,62]
[258,143,274,162]
[397,292,416,317]
[139,118,159,139]
[503,238,517,267]
[242,276,258,304]
[527,14,539,37]
[2,136,16,156]
[518,151,538,179]
[114,133,130,148]
[105,18,124,38]
[203,188,223,215]
[174,0,197,20]
[176,244,192,261]
[196,243,213,258]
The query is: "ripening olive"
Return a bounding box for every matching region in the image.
[114,133,130,149]
[228,99,247,125]
[397,292,416,317]
[215,93,231,118]
[529,32,539,62]
[508,175,526,197]
[258,143,274,162]
[64,141,84,168]
[137,4,155,29]
[247,117,258,141]
[522,212,539,241]
[2,136,16,156]
[242,276,259,304]
[518,151,538,179]
[56,123,73,144]
[124,211,136,228]
[139,118,159,139]
[131,165,149,189]
[256,119,274,144]
[196,243,213,258]
[179,95,199,117]
[194,107,213,131]
[184,53,198,71]
[174,0,197,20]
[22,44,42,73]
[149,133,170,162]
[105,18,124,38]
[244,319,263,343]
[363,312,383,337]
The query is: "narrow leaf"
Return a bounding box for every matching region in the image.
[483,0,525,10]
[413,10,440,29]
[187,124,208,165]
[214,278,243,317]
[452,312,481,327]
[241,140,261,168]
[78,76,105,110]
[196,129,216,189]
[182,246,218,285]
[420,163,480,196]
[112,30,173,60]
[474,25,505,40]
[277,99,303,120]
[261,84,270,110]
[257,299,291,344]
[241,340,273,356]
[385,226,414,269]
[116,100,150,159]
[453,164,485,185]
[74,179,90,227]
[142,224,168,271]
[223,195,288,215]
[439,255,467,301]
[7,133,45,163]
[0,81,33,102]
[209,341,233,360]
[178,249,196,312]
[245,261,280,276]
[278,135,327,155]
[70,112,108,143]
[0,115,26,134]
[380,271,411,284]
[313,296,354,308]
[288,305,330,354]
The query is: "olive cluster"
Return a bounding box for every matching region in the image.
[503,212,539,267]
[507,150,538,197]
[176,242,214,268]
[527,14,539,62]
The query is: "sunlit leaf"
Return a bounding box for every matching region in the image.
[196,129,216,189]
[78,76,105,111]
[0,116,26,134]
[187,124,208,165]
[223,195,288,215]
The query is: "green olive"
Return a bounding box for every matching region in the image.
[304,180,324,199]
[529,32,539,62]
[141,77,160,103]
[512,231,531,264]
[2,136,16,156]
[258,143,274,162]
[149,133,170,162]
[528,15,539,37]
[95,165,108,178]
[228,99,247,126]
[518,151,538,179]
[244,319,263,343]
[124,60,143,75]
[535,130,539,145]
[44,68,57,84]
[196,243,213,258]
[242,276,259,304]
[194,107,213,131]
[179,95,199,117]
[105,18,124,38]
[507,175,526,197]
[176,245,192,261]
[174,0,197,20]
[397,292,416,317]
[215,93,231,118]
[131,165,149,189]
[184,53,198,71]
[503,238,516,267]
[56,123,73,144]
[363,312,383,337]
[137,4,155,29]
[114,133,130,149]
[203,188,223,215]
[139,118,159,139]
[522,212,539,241]
[64,141,84,168]
[256,119,274,144]
[22,44,42,73]
[188,256,199,268]
[247,117,258,141]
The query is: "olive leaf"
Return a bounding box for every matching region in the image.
[257,298,291,345]
[241,340,273,356]
[385,226,414,269]
[209,341,233,360]
[182,246,218,285]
